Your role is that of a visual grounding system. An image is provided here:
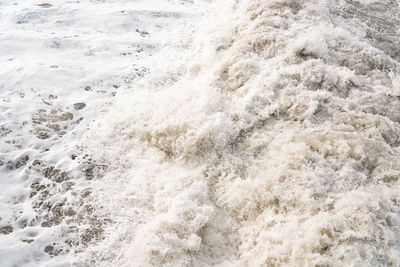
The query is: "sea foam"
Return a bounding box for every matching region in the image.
[83,0,400,265]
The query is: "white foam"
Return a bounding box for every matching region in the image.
[83,0,400,265]
[0,0,202,265]
[2,0,400,265]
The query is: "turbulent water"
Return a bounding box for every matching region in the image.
[1,0,400,266]
[80,0,400,266]
[0,0,201,265]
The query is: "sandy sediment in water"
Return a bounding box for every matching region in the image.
[82,0,400,266]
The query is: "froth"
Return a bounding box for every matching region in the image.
[83,0,400,265]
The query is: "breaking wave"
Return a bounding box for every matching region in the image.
[83,0,400,265]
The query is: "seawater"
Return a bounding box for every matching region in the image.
[82,0,400,266]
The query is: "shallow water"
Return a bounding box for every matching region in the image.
[1,0,400,266]
[0,0,201,265]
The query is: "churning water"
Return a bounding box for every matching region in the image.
[80,0,400,266]
[1,0,400,266]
